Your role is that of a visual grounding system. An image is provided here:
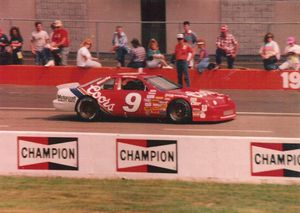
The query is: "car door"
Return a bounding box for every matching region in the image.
[116,77,148,117]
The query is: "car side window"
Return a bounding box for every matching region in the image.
[122,79,146,91]
[102,78,115,90]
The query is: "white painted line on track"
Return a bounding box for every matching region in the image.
[237,112,300,116]
[164,128,273,133]
[0,107,299,116]
[0,107,55,111]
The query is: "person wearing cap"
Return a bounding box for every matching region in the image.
[174,33,193,87]
[215,24,238,69]
[195,39,210,73]
[0,28,10,65]
[76,39,101,68]
[146,38,172,68]
[127,38,146,68]
[279,36,300,70]
[183,21,198,68]
[259,32,280,70]
[51,20,70,66]
[112,26,129,67]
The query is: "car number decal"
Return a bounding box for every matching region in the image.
[123,93,142,112]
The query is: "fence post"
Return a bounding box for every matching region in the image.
[96,22,100,58]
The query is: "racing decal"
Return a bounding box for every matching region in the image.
[123,93,142,112]
[57,95,76,103]
[251,142,300,177]
[85,84,115,112]
[116,139,178,173]
[18,136,78,170]
[70,88,85,99]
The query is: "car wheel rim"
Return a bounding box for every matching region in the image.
[170,103,187,121]
[79,101,97,120]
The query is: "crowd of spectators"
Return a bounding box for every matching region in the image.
[0,20,300,77]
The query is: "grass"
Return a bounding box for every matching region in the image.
[0,176,299,213]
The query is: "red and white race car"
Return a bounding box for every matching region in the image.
[53,74,236,123]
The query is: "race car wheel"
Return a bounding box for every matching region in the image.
[76,96,100,121]
[167,99,192,123]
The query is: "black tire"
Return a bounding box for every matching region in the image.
[75,96,100,121]
[167,99,192,123]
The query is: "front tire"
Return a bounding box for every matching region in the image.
[167,99,192,123]
[75,96,100,121]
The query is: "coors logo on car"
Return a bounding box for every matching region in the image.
[251,142,300,177]
[18,136,79,170]
[116,139,177,173]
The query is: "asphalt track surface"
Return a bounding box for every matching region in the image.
[0,85,299,138]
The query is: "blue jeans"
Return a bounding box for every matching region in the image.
[35,49,53,65]
[176,60,190,87]
[196,58,210,73]
[116,47,128,67]
[216,48,235,69]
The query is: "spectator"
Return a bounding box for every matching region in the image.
[127,38,146,68]
[174,33,193,87]
[0,28,10,65]
[215,24,239,69]
[51,20,70,66]
[195,39,210,73]
[183,21,197,68]
[259,32,280,70]
[9,26,23,65]
[31,22,53,65]
[112,26,129,67]
[77,39,101,68]
[279,36,300,70]
[146,38,172,68]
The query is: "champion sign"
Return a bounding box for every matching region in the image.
[251,142,300,177]
[116,139,177,173]
[18,136,79,170]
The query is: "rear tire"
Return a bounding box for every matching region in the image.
[75,96,100,121]
[167,99,192,123]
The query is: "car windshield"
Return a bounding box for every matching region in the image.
[145,76,180,91]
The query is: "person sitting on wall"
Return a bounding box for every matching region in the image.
[195,39,211,73]
[215,24,239,69]
[146,38,172,69]
[279,36,300,71]
[127,38,146,68]
[259,32,280,71]
[77,38,102,68]
[112,26,129,67]
[0,28,11,65]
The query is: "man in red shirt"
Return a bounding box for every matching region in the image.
[175,34,193,87]
[51,20,70,65]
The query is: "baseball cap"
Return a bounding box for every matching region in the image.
[177,33,184,39]
[220,25,228,32]
[287,36,295,44]
[197,39,205,45]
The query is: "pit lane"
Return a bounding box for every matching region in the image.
[0,85,299,138]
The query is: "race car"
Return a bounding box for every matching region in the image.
[53,73,236,123]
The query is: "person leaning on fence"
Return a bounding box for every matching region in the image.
[146,38,172,69]
[215,24,238,69]
[0,28,10,65]
[259,32,280,70]
[279,36,300,71]
[9,26,23,65]
[127,38,146,68]
[112,26,129,67]
[174,33,193,88]
[51,20,70,66]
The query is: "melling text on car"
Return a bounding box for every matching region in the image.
[53,74,236,123]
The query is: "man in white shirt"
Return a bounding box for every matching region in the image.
[279,36,300,70]
[31,22,54,66]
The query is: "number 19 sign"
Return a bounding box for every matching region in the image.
[281,72,300,89]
